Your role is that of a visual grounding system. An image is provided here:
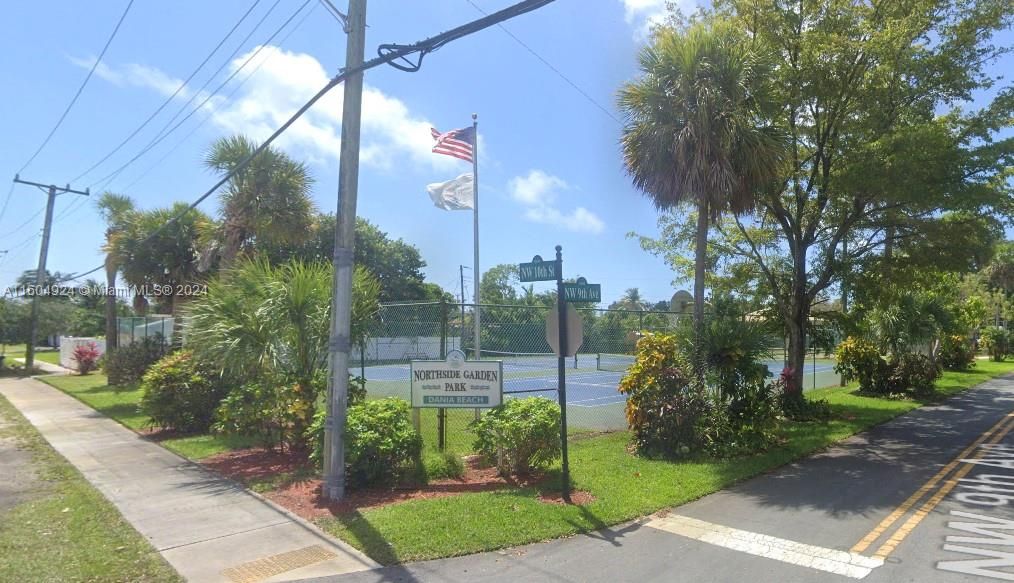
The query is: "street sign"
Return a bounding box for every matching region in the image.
[410,350,503,408]
[562,277,601,303]
[519,255,559,282]
[545,304,584,357]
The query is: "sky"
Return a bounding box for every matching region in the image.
[0,0,1008,308]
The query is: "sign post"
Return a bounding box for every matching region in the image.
[553,246,572,503]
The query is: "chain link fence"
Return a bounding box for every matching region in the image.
[353,301,840,454]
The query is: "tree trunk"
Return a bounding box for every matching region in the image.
[694,199,709,328]
[784,246,809,396]
[884,224,895,259]
[694,198,709,376]
[104,255,118,351]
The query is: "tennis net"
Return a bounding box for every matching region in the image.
[597,353,635,373]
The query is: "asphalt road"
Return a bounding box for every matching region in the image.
[305,375,1014,583]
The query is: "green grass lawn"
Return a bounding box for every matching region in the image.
[0,394,180,582]
[33,350,61,365]
[319,360,1014,564]
[39,374,257,460]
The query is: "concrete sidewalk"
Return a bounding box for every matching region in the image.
[13,356,72,374]
[0,377,377,583]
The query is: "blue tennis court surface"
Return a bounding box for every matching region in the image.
[360,356,838,408]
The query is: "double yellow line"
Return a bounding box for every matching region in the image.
[851,411,1014,560]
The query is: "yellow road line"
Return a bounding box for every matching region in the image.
[851,412,1014,554]
[871,416,1014,559]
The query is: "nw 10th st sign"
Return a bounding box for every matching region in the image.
[519,255,559,282]
[410,351,503,408]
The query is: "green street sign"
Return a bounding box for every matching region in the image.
[562,278,601,302]
[519,255,559,282]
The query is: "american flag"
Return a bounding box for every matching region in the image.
[430,126,475,163]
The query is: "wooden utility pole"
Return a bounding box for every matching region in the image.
[12,175,89,372]
[324,0,367,501]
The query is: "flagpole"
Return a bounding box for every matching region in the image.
[471,113,481,368]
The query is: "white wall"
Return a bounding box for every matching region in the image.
[361,336,462,362]
[60,337,107,370]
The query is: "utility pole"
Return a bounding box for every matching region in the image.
[324,0,367,502]
[12,175,89,372]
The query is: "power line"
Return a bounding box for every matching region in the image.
[318,0,349,29]
[118,2,320,194]
[463,0,620,125]
[53,0,319,225]
[89,0,306,190]
[17,0,135,175]
[0,206,44,241]
[56,0,558,284]
[69,0,264,184]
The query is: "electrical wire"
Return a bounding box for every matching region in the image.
[0,207,44,242]
[53,0,319,225]
[16,0,135,175]
[0,0,133,234]
[55,0,557,284]
[69,0,264,184]
[463,0,620,124]
[88,0,305,190]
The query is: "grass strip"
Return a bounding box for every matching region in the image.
[0,393,180,582]
[318,360,1014,564]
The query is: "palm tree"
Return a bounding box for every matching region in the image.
[618,20,785,344]
[97,193,136,349]
[204,135,317,268]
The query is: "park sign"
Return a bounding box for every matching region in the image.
[410,350,503,408]
[562,277,601,303]
[519,255,559,282]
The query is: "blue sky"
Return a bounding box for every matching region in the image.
[0,0,1009,307]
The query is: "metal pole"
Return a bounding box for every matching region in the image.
[555,245,571,503]
[439,299,447,451]
[460,265,468,353]
[324,0,367,502]
[26,186,57,372]
[471,114,481,361]
[471,115,480,422]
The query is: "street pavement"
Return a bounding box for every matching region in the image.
[0,376,378,583]
[309,374,1014,583]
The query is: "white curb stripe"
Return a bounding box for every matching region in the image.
[646,514,884,579]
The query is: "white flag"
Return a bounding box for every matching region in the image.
[426,173,474,210]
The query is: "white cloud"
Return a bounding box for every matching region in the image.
[621,0,668,38]
[508,170,605,234]
[70,46,462,172]
[71,55,188,97]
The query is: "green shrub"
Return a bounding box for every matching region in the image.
[888,353,941,396]
[722,376,779,451]
[674,296,770,398]
[216,382,288,451]
[344,399,422,487]
[423,451,466,481]
[140,351,229,433]
[104,337,166,386]
[470,397,561,476]
[980,326,1010,362]
[619,333,708,458]
[938,335,975,371]
[770,368,832,421]
[834,337,890,394]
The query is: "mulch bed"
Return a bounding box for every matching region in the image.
[199,449,593,521]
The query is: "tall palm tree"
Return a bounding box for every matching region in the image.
[618,20,785,343]
[204,135,317,268]
[97,193,136,349]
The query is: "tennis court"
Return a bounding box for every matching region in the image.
[360,351,840,415]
